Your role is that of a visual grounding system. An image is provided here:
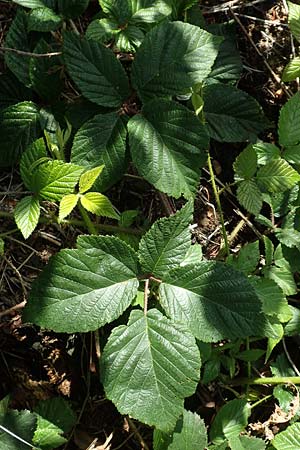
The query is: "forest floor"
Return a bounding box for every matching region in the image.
[0,1,297,449]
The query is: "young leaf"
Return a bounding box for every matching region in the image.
[23,236,139,332]
[233,145,257,181]
[0,410,36,450]
[28,7,62,32]
[20,138,47,190]
[139,201,193,278]
[153,410,207,450]
[278,92,300,147]
[80,192,119,219]
[86,18,120,44]
[159,261,268,342]
[128,99,209,199]
[132,21,222,101]
[0,102,41,167]
[101,308,201,432]
[282,56,300,81]
[257,159,300,193]
[72,113,128,192]
[31,161,83,201]
[59,194,78,220]
[14,196,40,239]
[63,32,130,107]
[203,83,270,142]
[79,166,104,194]
[4,9,31,87]
[237,180,263,216]
[272,422,300,449]
[210,399,250,443]
[57,0,89,18]
[288,0,300,42]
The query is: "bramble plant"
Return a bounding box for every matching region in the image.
[1,0,300,449]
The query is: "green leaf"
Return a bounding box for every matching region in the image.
[236,349,265,362]
[59,194,78,220]
[79,166,104,193]
[14,196,40,239]
[139,201,193,278]
[282,56,300,81]
[226,241,260,275]
[203,83,270,142]
[57,0,89,18]
[4,9,31,87]
[23,236,139,332]
[253,142,280,166]
[128,99,209,199]
[180,244,202,266]
[31,160,83,201]
[71,112,128,192]
[0,238,4,256]
[63,32,130,107]
[101,308,201,431]
[159,261,268,342]
[0,73,32,111]
[153,410,207,450]
[100,0,171,25]
[237,180,263,216]
[80,192,119,219]
[283,144,300,164]
[233,145,257,181]
[28,7,62,32]
[288,0,300,42]
[0,102,41,167]
[273,385,297,414]
[33,398,76,450]
[30,39,63,102]
[265,265,297,296]
[20,138,47,190]
[114,25,144,52]
[271,353,296,377]
[230,435,266,450]
[86,18,119,44]
[279,92,300,147]
[210,399,250,443]
[13,0,46,7]
[257,159,300,193]
[168,0,198,18]
[0,410,36,450]
[285,305,300,336]
[272,422,300,449]
[132,21,222,101]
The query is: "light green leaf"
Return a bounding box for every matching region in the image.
[13,0,46,7]
[101,308,201,431]
[14,196,40,239]
[4,9,31,87]
[57,0,89,18]
[233,145,257,181]
[59,194,78,220]
[257,159,300,193]
[285,305,300,336]
[71,112,128,192]
[210,399,250,443]
[114,25,144,52]
[33,398,76,450]
[153,410,207,450]
[138,201,193,278]
[20,138,47,190]
[282,57,300,81]
[273,422,300,450]
[100,0,171,25]
[128,99,209,199]
[237,180,263,216]
[253,142,280,166]
[159,261,268,342]
[282,144,300,164]
[132,21,222,101]
[80,192,119,219]
[265,265,297,296]
[0,102,41,167]
[279,92,300,147]
[23,236,139,332]
[226,241,260,275]
[180,244,202,266]
[28,7,62,32]
[203,83,270,142]
[63,32,130,107]
[0,410,36,450]
[31,160,83,201]
[288,0,300,42]
[86,18,119,43]
[79,166,104,193]
[230,435,266,450]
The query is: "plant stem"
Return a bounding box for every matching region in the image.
[251,394,273,409]
[207,153,230,257]
[0,228,18,238]
[230,376,300,386]
[0,210,143,236]
[78,203,97,235]
[245,337,251,396]
[144,278,149,315]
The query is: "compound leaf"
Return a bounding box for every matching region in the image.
[63,32,130,107]
[71,112,128,192]
[23,236,139,332]
[159,261,268,342]
[132,21,222,101]
[128,99,209,199]
[101,308,201,431]
[257,159,300,193]
[79,166,104,193]
[14,196,40,239]
[139,201,193,278]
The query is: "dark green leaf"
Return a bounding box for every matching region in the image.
[0,73,32,111]
[0,410,36,450]
[210,399,250,443]
[57,0,89,18]
[278,92,300,147]
[28,7,62,32]
[226,241,260,275]
[233,145,257,181]
[237,180,263,216]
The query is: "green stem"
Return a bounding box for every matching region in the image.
[230,376,300,386]
[0,228,18,238]
[0,210,143,236]
[207,153,230,257]
[245,337,251,396]
[78,203,97,235]
[251,394,273,409]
